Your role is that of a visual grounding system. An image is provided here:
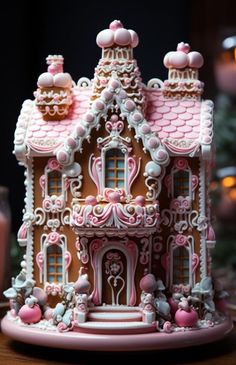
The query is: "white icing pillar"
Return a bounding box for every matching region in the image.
[25,158,34,279]
[199,158,207,278]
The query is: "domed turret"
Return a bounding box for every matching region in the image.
[92,20,144,108]
[163,43,204,99]
[34,55,73,121]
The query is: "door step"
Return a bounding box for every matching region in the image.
[87,311,142,322]
[89,305,141,312]
[76,321,156,335]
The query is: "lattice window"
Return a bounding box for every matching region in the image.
[172,246,189,285]
[48,170,62,196]
[105,149,125,188]
[173,170,190,197]
[46,245,63,283]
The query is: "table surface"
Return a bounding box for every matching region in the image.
[0,322,236,365]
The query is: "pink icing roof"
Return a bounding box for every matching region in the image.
[96,20,139,49]
[145,89,213,154]
[15,83,213,158]
[164,42,204,69]
[24,87,91,153]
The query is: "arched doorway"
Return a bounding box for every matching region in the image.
[102,249,127,305]
[90,238,138,306]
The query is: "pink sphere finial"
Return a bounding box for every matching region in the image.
[177,42,190,54]
[109,20,124,31]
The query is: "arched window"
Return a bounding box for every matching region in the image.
[46,245,63,283]
[105,149,125,189]
[173,170,190,197]
[172,246,189,285]
[48,170,62,196]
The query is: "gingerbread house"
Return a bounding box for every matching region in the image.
[2,20,232,351]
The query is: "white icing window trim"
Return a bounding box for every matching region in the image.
[40,233,68,285]
[171,166,192,199]
[167,235,194,288]
[101,145,129,194]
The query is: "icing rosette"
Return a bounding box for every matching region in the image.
[96,20,139,48]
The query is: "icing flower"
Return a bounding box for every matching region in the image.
[47,231,60,244]
[48,158,61,171]
[175,234,187,246]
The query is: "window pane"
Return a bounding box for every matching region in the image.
[173,170,189,197]
[172,246,189,285]
[105,149,125,189]
[48,170,62,196]
[46,244,63,284]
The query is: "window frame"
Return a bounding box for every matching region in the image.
[102,146,128,192]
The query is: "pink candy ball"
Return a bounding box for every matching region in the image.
[135,195,145,206]
[128,29,139,48]
[114,28,131,46]
[85,195,97,206]
[175,308,198,327]
[96,29,114,48]
[37,72,53,88]
[188,51,204,68]
[140,274,156,293]
[108,191,121,203]
[109,20,123,31]
[169,51,188,69]
[54,73,72,88]
[19,304,42,324]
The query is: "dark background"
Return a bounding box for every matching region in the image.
[1,0,236,234]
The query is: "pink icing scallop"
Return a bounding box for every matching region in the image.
[109,20,123,31]
[85,195,97,206]
[114,28,131,46]
[169,51,188,68]
[37,72,54,87]
[163,52,175,68]
[135,195,145,206]
[96,29,114,48]
[128,29,139,48]
[54,73,72,88]
[188,51,204,68]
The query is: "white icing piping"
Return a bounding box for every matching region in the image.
[14,100,34,163]
[25,158,34,279]
[199,157,207,278]
[199,100,214,160]
[56,77,170,171]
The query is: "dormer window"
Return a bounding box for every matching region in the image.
[105,149,125,189]
[48,170,62,196]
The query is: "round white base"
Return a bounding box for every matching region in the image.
[1,315,233,352]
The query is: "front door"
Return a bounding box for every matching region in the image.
[90,238,138,306]
[102,249,127,305]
